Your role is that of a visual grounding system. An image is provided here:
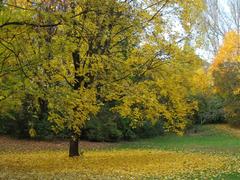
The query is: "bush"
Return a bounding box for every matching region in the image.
[0,94,56,140]
[0,110,29,138]
[116,118,137,141]
[85,128,105,142]
[82,104,123,142]
[225,100,240,127]
[82,104,165,142]
[194,95,225,124]
[82,118,122,142]
[1,99,166,142]
[133,121,165,138]
[124,129,137,141]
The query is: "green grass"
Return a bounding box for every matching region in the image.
[1,124,240,179]
[216,173,240,180]
[117,125,240,154]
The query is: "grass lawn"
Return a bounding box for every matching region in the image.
[0,124,240,179]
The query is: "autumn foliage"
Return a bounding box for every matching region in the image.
[211,31,240,126]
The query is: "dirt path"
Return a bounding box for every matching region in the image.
[0,136,115,152]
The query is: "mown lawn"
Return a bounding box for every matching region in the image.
[118,125,240,154]
[0,124,240,179]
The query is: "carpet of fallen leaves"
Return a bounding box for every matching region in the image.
[0,149,240,179]
[0,136,113,152]
[0,125,240,179]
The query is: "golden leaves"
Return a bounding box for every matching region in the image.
[0,149,238,179]
[0,0,209,137]
[48,88,99,134]
[29,128,37,138]
[211,31,240,71]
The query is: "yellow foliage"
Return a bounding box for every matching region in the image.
[29,128,37,138]
[211,31,240,71]
[211,31,240,125]
[0,0,206,137]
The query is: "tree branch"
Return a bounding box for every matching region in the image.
[0,21,61,28]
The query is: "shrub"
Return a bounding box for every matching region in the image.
[133,121,164,138]
[194,95,225,124]
[82,103,165,142]
[0,110,29,138]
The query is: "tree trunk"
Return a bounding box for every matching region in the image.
[38,98,48,121]
[69,135,79,157]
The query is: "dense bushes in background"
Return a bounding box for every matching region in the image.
[0,110,55,139]
[211,33,240,127]
[0,96,228,141]
[0,103,165,142]
[194,94,225,124]
[82,117,165,142]
[213,62,240,127]
[0,111,24,137]
[1,94,230,142]
[0,94,57,139]
[0,95,229,141]
[81,104,165,142]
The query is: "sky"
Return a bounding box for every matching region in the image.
[197,0,233,62]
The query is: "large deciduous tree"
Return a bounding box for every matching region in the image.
[0,0,205,156]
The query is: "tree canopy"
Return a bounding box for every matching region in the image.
[0,0,210,156]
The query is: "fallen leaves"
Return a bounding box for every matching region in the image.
[0,149,239,179]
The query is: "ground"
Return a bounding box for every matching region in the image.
[0,124,240,179]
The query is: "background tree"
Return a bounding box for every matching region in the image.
[211,31,240,126]
[204,0,240,56]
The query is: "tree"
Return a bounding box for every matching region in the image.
[211,31,240,126]
[203,0,240,56]
[0,0,206,156]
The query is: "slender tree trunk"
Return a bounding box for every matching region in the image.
[69,134,79,157]
[38,98,48,121]
[68,50,82,157]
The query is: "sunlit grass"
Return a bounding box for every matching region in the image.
[117,125,240,155]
